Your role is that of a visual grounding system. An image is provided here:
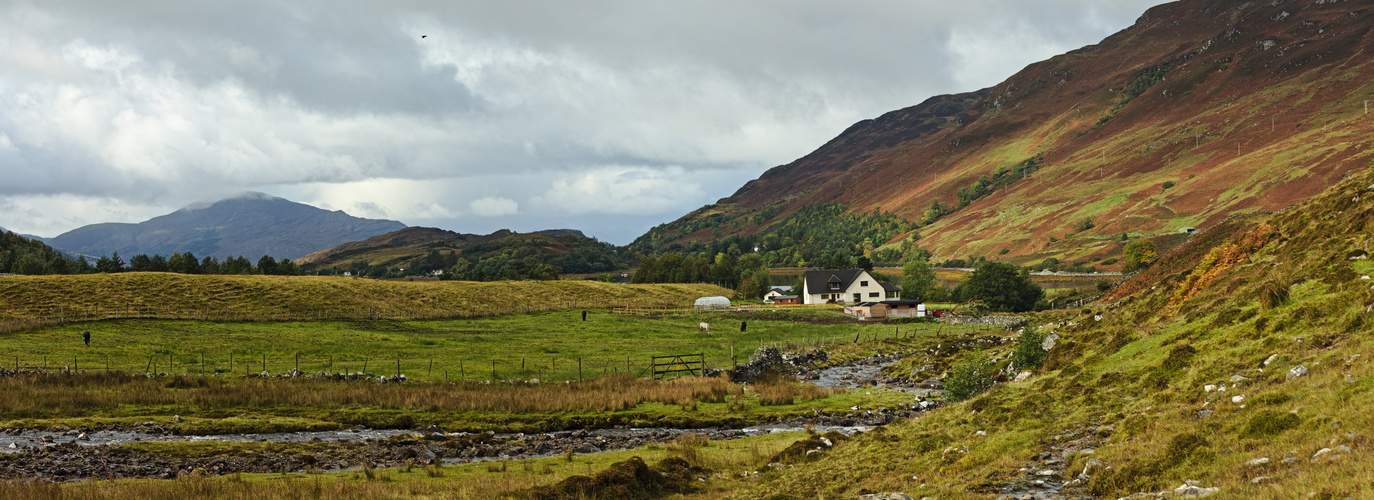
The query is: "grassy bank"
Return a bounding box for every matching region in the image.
[0,274,728,325]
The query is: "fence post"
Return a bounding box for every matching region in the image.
[491,360,496,382]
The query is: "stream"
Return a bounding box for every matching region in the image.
[0,354,942,481]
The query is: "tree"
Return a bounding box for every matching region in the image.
[15,253,44,275]
[276,257,299,276]
[95,252,125,273]
[901,258,938,301]
[953,261,1044,312]
[256,255,279,275]
[856,255,874,272]
[1121,240,1158,273]
[128,254,152,272]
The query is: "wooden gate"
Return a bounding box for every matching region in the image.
[650,354,705,380]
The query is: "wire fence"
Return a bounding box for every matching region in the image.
[0,298,696,335]
[0,323,1008,383]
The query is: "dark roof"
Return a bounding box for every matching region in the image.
[773,295,799,300]
[803,268,867,294]
[855,301,887,307]
[879,300,923,306]
[880,282,902,292]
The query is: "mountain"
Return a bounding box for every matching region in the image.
[43,192,406,260]
[297,226,624,279]
[633,0,1374,269]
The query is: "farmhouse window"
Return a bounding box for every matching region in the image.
[869,292,879,297]
[860,281,869,286]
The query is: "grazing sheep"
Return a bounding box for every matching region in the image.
[699,322,710,334]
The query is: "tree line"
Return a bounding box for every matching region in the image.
[1,230,300,276]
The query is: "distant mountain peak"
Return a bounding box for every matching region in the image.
[45,194,406,260]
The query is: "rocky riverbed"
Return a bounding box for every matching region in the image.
[0,408,921,482]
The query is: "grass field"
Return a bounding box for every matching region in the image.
[4,310,898,380]
[0,306,982,433]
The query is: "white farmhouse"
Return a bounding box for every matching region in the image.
[801,269,898,305]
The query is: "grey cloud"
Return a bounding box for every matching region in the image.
[0,0,1163,243]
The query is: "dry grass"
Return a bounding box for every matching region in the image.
[0,273,728,327]
[0,373,743,419]
[753,370,838,406]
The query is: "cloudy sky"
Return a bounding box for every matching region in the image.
[0,0,1163,244]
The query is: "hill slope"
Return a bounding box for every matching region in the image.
[726,167,1374,498]
[635,0,1374,269]
[297,226,624,279]
[43,193,405,260]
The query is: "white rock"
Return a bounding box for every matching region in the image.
[1015,371,1033,382]
[1250,476,1274,485]
[1036,469,1057,476]
[1286,365,1309,381]
[1042,333,1059,351]
[1204,384,1217,392]
[820,437,833,448]
[1246,457,1270,467]
[1232,395,1246,404]
[976,430,987,436]
[1173,484,1220,498]
[1229,375,1249,383]
[1262,354,1278,367]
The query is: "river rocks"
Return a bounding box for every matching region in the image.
[573,443,601,454]
[1286,365,1308,381]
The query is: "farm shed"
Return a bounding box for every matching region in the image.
[882,300,925,318]
[845,302,889,319]
[694,296,732,309]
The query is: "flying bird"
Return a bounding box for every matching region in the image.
[421,35,427,38]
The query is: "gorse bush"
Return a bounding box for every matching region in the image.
[945,351,996,402]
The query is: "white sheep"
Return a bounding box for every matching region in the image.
[699,322,710,334]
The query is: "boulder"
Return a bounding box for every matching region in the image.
[1286,365,1308,381]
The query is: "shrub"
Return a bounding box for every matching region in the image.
[945,351,996,402]
[1011,329,1047,372]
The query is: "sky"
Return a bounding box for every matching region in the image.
[0,0,1165,244]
